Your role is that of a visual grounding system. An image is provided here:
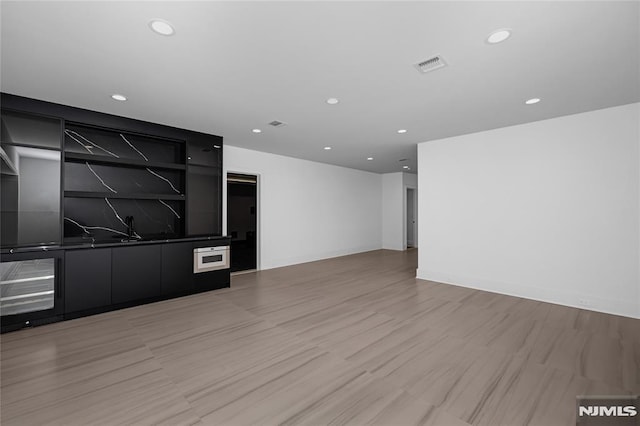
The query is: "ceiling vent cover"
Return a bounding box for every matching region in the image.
[414,55,447,74]
[268,120,287,128]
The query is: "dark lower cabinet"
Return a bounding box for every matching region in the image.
[193,269,230,293]
[161,242,194,296]
[65,248,111,313]
[3,239,230,332]
[112,245,161,304]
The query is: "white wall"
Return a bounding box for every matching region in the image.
[224,145,382,270]
[417,103,640,319]
[382,173,403,250]
[382,172,418,250]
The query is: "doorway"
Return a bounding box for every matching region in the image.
[227,173,257,272]
[406,187,416,248]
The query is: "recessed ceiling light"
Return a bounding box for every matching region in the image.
[149,19,175,36]
[252,129,262,133]
[486,28,511,44]
[326,98,339,105]
[367,157,373,161]
[403,165,410,169]
[324,146,332,150]
[213,145,221,149]
[111,94,127,101]
[397,129,407,134]
[525,98,541,105]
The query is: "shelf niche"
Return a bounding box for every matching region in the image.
[63,197,184,243]
[64,123,184,164]
[62,123,187,243]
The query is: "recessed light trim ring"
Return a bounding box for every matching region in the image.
[486,28,512,44]
[149,19,175,36]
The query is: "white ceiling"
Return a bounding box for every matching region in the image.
[1,1,638,174]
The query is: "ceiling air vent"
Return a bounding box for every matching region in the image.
[268,120,287,128]
[414,55,447,74]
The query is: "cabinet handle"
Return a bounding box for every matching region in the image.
[56,257,62,299]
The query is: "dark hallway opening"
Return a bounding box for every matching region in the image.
[227,173,257,272]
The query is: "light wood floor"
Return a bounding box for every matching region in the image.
[1,249,638,425]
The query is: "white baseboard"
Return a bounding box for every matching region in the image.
[416,268,639,319]
[263,244,382,271]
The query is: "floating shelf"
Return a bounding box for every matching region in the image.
[64,152,185,171]
[64,191,185,201]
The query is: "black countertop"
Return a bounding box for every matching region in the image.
[1,235,231,254]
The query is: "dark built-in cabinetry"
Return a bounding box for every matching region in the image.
[161,242,194,295]
[112,245,162,304]
[0,109,62,247]
[62,239,228,319]
[64,248,111,314]
[1,93,229,332]
[63,122,187,243]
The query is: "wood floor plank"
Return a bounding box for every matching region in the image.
[2,248,638,425]
[1,314,202,425]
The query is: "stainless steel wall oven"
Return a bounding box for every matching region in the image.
[193,246,230,273]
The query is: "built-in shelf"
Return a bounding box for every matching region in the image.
[64,191,185,200]
[1,93,225,333]
[64,152,186,171]
[63,126,187,243]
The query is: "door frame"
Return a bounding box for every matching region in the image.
[224,170,261,271]
[403,185,417,250]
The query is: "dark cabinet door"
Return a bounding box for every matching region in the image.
[187,136,222,236]
[1,109,62,248]
[64,249,111,313]
[112,245,161,304]
[193,269,230,293]
[161,242,194,296]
